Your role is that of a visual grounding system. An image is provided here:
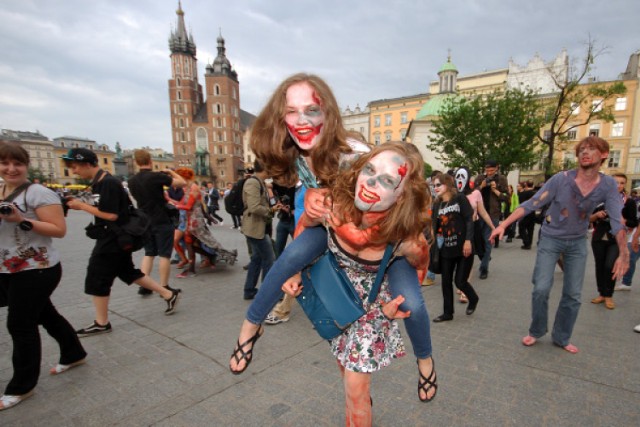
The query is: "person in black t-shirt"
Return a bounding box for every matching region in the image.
[431,173,479,322]
[63,148,181,337]
[128,149,186,296]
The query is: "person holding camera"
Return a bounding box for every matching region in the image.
[127,149,186,295]
[0,142,86,411]
[474,159,508,279]
[63,148,180,337]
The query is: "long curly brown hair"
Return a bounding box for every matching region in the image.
[249,73,351,187]
[331,142,431,244]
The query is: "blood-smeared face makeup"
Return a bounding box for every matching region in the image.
[355,151,408,212]
[285,82,325,151]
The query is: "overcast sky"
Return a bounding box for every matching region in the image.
[2,0,639,152]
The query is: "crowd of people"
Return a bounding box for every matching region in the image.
[1,72,639,424]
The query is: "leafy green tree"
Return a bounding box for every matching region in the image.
[28,167,47,183]
[428,88,544,174]
[538,37,626,176]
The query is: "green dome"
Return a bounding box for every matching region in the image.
[438,59,458,74]
[416,94,461,119]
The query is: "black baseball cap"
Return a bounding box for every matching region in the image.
[485,159,498,167]
[61,148,98,165]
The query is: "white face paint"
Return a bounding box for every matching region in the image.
[284,82,325,152]
[355,151,408,212]
[455,169,468,193]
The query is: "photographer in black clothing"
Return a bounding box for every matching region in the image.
[271,183,296,257]
[474,159,508,279]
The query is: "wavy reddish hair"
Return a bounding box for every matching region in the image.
[175,167,194,181]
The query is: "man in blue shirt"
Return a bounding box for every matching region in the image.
[490,136,629,354]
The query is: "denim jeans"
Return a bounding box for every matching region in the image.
[529,235,587,346]
[246,226,433,359]
[243,235,275,298]
[480,219,499,272]
[622,242,639,286]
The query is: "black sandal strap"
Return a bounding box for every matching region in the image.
[417,360,438,402]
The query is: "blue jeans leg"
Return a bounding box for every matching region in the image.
[480,219,497,272]
[387,258,432,359]
[243,236,275,297]
[529,235,562,338]
[551,237,586,346]
[622,242,639,286]
[274,219,295,258]
[246,226,327,324]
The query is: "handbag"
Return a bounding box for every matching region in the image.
[297,244,394,340]
[429,240,442,274]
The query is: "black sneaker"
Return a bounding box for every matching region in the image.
[138,286,152,296]
[479,270,488,280]
[76,321,112,337]
[165,289,180,315]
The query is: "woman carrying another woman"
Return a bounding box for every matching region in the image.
[0,142,86,411]
[283,142,433,425]
[229,73,436,402]
[431,172,479,322]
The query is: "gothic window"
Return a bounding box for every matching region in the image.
[177,91,182,100]
[179,118,184,128]
[215,84,220,96]
[177,78,181,86]
[216,103,222,114]
[196,128,208,151]
[232,87,237,99]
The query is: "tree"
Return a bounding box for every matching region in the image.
[538,37,627,176]
[427,88,544,175]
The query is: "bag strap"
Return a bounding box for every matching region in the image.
[367,243,395,304]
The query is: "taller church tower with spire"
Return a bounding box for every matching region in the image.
[167,2,248,185]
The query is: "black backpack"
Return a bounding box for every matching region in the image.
[224,176,263,216]
[224,178,246,216]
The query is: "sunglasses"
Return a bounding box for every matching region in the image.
[433,183,443,188]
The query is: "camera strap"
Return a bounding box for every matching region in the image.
[1,182,32,203]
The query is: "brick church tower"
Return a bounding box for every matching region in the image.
[167,1,246,186]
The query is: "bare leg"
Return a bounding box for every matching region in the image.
[417,356,437,401]
[343,367,372,427]
[158,257,171,288]
[93,296,110,325]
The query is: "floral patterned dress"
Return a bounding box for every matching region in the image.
[329,232,406,373]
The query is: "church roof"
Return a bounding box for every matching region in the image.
[438,57,458,74]
[415,93,461,119]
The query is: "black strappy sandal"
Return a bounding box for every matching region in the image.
[417,359,438,402]
[229,326,264,375]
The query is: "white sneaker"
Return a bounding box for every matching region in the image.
[615,284,632,291]
[265,313,290,325]
[634,324,640,333]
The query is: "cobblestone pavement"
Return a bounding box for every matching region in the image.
[0,210,639,426]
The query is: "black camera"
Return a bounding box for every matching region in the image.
[485,176,496,185]
[0,202,15,216]
[280,195,291,205]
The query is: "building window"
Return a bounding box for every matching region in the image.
[634,159,640,174]
[196,128,208,151]
[567,130,577,140]
[543,130,552,141]
[608,150,620,168]
[374,133,381,145]
[384,131,392,142]
[360,126,365,134]
[400,112,408,124]
[180,131,186,142]
[374,116,380,127]
[571,103,580,115]
[177,91,182,100]
[179,118,184,128]
[611,122,624,137]
[60,142,65,147]
[615,97,627,111]
[215,84,220,96]
[385,114,392,126]
[64,169,69,177]
[216,104,222,114]
[563,152,576,169]
[592,99,603,112]
[177,78,181,86]
[400,128,407,140]
[103,158,108,165]
[232,87,237,100]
